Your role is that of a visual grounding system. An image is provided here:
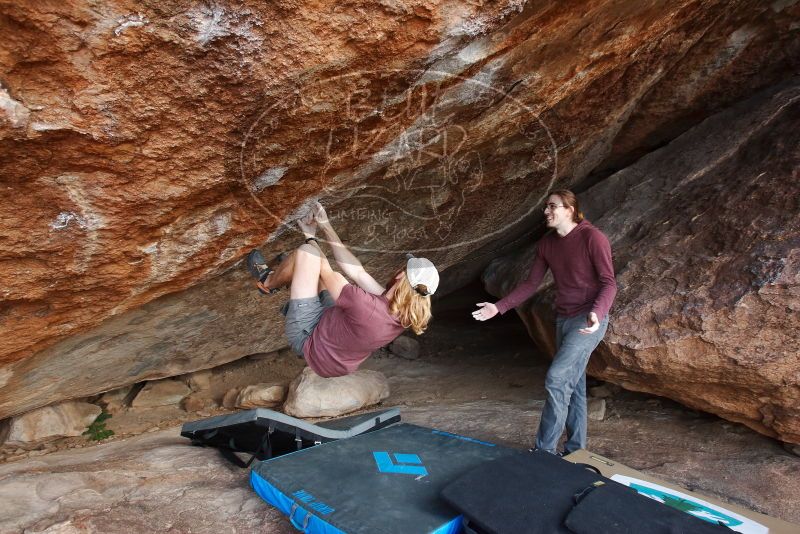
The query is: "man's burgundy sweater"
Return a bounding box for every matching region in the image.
[496,220,617,320]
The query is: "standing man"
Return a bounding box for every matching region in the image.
[472,189,616,455]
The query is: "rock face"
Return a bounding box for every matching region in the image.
[0,429,295,534]
[0,265,288,420]
[283,367,390,417]
[5,401,101,447]
[485,81,800,444]
[1,1,799,419]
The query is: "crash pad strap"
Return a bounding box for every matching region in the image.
[218,426,273,468]
[250,470,347,534]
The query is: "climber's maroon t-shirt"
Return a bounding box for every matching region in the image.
[303,284,404,378]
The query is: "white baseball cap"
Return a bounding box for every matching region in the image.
[405,255,439,296]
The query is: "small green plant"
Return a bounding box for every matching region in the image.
[83,411,114,441]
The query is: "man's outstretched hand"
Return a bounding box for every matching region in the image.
[472,302,499,321]
[578,312,600,334]
[298,211,317,238]
[312,201,329,226]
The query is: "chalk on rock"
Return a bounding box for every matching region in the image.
[283,368,389,418]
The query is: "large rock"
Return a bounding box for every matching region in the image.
[5,401,101,447]
[587,398,606,422]
[0,428,294,534]
[131,379,191,408]
[182,393,216,414]
[222,386,244,410]
[183,369,213,392]
[235,383,287,409]
[1,0,799,419]
[388,335,421,360]
[283,367,390,418]
[485,81,800,444]
[98,385,134,414]
[0,267,287,420]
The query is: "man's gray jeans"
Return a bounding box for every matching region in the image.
[534,313,609,454]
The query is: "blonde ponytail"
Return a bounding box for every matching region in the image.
[389,272,433,335]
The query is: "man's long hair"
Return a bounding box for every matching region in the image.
[389,272,433,335]
[549,189,585,223]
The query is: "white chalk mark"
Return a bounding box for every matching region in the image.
[50,211,87,230]
[0,85,30,129]
[50,175,107,273]
[252,166,288,192]
[114,13,148,36]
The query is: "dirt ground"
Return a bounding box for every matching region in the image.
[2,286,799,531]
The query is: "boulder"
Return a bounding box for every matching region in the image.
[283,368,390,418]
[0,428,294,533]
[98,385,134,414]
[2,0,799,420]
[5,401,101,447]
[485,81,800,444]
[182,393,217,413]
[183,370,213,393]
[235,383,287,409]
[388,336,421,360]
[588,398,606,422]
[131,380,191,409]
[222,387,243,410]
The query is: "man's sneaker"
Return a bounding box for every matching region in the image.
[527,447,567,457]
[246,249,270,281]
[247,249,277,294]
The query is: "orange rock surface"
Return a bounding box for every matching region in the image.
[1,1,798,419]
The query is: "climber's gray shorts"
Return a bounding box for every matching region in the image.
[281,290,335,357]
